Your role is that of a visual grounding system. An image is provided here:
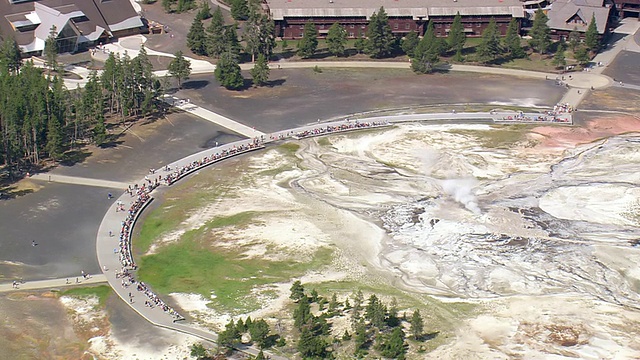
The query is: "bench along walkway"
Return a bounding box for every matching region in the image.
[94,110,567,359]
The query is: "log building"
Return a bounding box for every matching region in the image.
[265,0,526,39]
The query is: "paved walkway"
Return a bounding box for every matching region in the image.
[162,96,266,138]
[558,19,640,107]
[29,173,130,189]
[0,274,107,293]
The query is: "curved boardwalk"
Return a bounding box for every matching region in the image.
[95,110,570,358]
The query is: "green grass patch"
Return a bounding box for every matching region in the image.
[61,285,112,307]
[317,137,332,147]
[448,127,529,149]
[138,222,334,313]
[277,142,300,157]
[258,165,296,177]
[206,211,257,230]
[134,179,229,254]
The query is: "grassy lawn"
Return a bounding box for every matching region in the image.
[134,179,228,254]
[61,285,112,307]
[138,214,334,313]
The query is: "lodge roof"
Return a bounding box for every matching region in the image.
[547,0,611,33]
[266,0,525,20]
[0,0,143,53]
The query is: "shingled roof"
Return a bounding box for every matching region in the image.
[0,0,143,53]
[547,0,611,33]
[266,0,525,20]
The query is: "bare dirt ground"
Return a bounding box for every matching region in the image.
[0,291,202,360]
[177,69,565,133]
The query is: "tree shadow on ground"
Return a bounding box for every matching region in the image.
[59,148,92,166]
[182,80,210,90]
[266,78,286,87]
[0,185,33,200]
[273,49,297,60]
[419,331,440,342]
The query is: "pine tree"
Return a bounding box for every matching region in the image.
[250,53,270,86]
[290,280,305,301]
[575,46,590,65]
[45,111,64,160]
[327,22,348,56]
[401,30,419,57]
[222,24,242,60]
[585,13,600,51]
[187,18,207,55]
[354,29,366,54]
[387,297,400,327]
[353,320,367,355]
[297,325,328,358]
[297,22,318,58]
[529,9,551,54]
[215,52,244,90]
[568,27,581,52]
[249,319,270,348]
[410,309,424,340]
[504,18,525,59]
[448,12,466,58]
[168,50,191,88]
[293,295,312,329]
[190,343,207,359]
[552,40,567,68]
[364,294,387,329]
[206,6,226,58]
[476,18,502,63]
[44,25,59,72]
[162,0,174,13]
[310,288,319,303]
[380,327,406,359]
[328,293,339,314]
[411,21,440,74]
[244,13,276,62]
[230,0,249,20]
[0,37,22,75]
[196,0,211,20]
[365,7,396,58]
[218,319,240,351]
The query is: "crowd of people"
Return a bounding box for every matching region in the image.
[164,139,263,186]
[500,104,572,123]
[113,138,270,322]
[551,102,574,114]
[292,119,390,139]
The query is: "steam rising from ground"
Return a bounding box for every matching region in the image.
[440,178,481,215]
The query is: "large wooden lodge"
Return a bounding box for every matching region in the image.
[266,0,526,39]
[265,0,630,40]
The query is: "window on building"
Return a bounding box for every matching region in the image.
[320,24,324,29]
[476,23,481,27]
[436,23,442,28]
[300,25,304,29]
[405,23,411,30]
[350,24,355,28]
[349,32,354,37]
[394,23,399,29]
